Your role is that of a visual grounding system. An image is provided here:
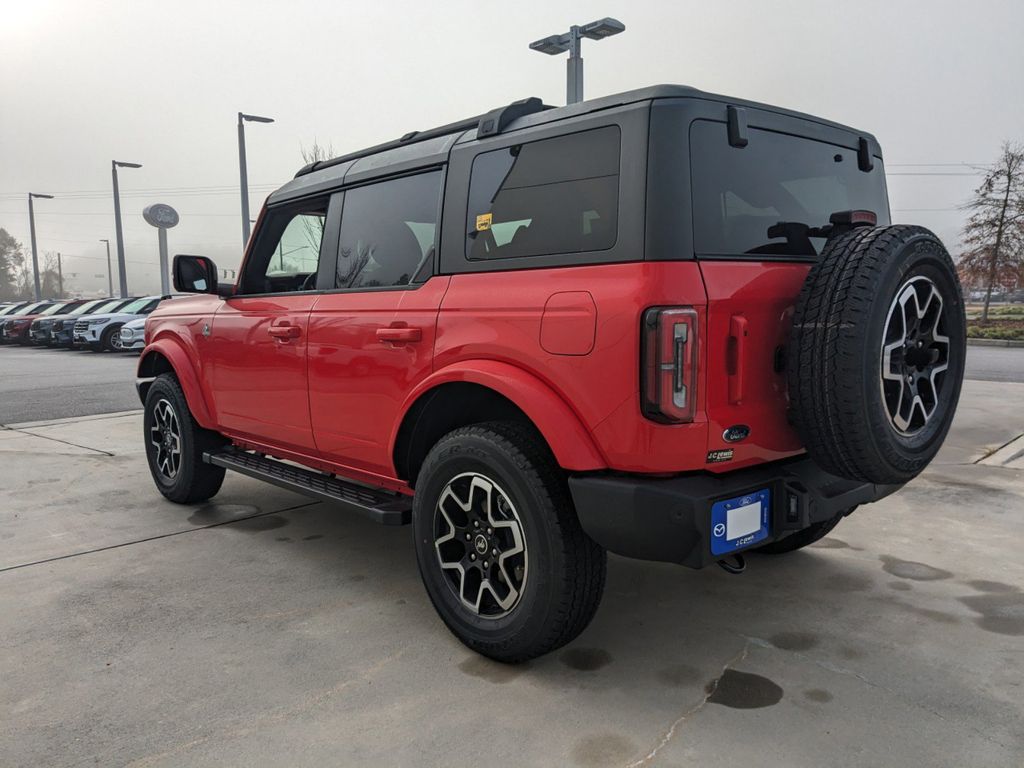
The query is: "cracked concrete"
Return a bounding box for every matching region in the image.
[0,380,1022,766]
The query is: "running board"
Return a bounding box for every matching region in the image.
[203,447,411,525]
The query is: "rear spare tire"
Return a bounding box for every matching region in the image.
[788,225,965,484]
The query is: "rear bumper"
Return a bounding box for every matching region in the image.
[569,456,901,569]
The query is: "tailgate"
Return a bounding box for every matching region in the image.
[699,261,808,471]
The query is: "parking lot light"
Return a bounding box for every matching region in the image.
[238,112,275,248]
[529,18,625,104]
[112,161,142,298]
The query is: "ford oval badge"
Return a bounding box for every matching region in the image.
[723,425,750,443]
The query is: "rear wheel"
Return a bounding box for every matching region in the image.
[143,373,226,504]
[412,422,606,663]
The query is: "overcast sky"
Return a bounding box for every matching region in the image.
[2,0,1022,296]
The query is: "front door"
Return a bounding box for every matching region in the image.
[307,170,446,481]
[207,194,337,455]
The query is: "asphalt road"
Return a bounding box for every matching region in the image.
[0,345,140,424]
[1,380,1021,766]
[0,341,1021,426]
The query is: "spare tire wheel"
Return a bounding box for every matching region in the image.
[787,225,966,485]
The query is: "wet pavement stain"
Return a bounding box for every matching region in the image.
[458,655,525,683]
[349,574,367,582]
[657,663,700,686]
[958,593,1024,636]
[572,734,637,767]
[302,534,324,541]
[560,648,613,672]
[187,503,262,526]
[839,646,865,660]
[230,515,288,532]
[803,688,833,703]
[965,580,1020,594]
[706,669,783,709]
[274,536,292,542]
[769,631,819,651]
[880,555,953,581]
[888,581,913,591]
[822,572,873,593]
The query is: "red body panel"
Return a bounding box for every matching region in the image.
[699,261,809,471]
[142,257,811,487]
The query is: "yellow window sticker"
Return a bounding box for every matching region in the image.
[476,213,493,231]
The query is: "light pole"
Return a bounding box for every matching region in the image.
[529,18,625,104]
[237,112,274,248]
[99,239,113,296]
[112,160,142,298]
[27,192,54,301]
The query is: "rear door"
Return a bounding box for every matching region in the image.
[687,115,890,468]
[206,194,337,455]
[307,170,447,481]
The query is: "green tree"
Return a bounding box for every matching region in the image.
[958,142,1024,321]
[0,228,26,300]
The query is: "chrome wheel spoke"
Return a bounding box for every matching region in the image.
[150,398,182,481]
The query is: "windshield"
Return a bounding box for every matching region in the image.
[66,299,106,316]
[41,302,74,316]
[118,297,158,314]
[12,302,50,315]
[690,121,890,258]
[90,299,129,313]
[0,304,26,316]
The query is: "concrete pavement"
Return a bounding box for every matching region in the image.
[0,380,1022,767]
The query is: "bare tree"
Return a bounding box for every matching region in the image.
[958,142,1024,321]
[298,140,335,260]
[0,228,26,300]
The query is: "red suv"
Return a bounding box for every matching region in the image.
[138,86,966,662]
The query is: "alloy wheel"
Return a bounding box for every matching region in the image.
[880,276,951,436]
[150,398,182,480]
[433,472,527,619]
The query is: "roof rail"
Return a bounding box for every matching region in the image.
[294,97,549,178]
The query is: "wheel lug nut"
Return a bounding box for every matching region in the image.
[486,527,492,534]
[492,548,498,556]
[484,561,490,568]
[473,521,479,528]
[465,533,471,540]
[470,554,476,561]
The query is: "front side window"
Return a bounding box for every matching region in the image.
[465,126,620,261]
[240,199,329,294]
[690,121,889,258]
[335,171,441,290]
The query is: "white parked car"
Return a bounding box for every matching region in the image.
[117,317,148,352]
[73,295,165,352]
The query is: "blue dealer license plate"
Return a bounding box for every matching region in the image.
[710,489,770,556]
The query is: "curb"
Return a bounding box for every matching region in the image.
[1,409,143,431]
[967,338,1024,348]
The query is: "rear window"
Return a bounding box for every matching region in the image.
[466,126,620,260]
[690,121,889,258]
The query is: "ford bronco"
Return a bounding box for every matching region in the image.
[138,86,966,662]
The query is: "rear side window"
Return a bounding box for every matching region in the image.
[465,126,620,260]
[336,171,442,290]
[690,121,889,258]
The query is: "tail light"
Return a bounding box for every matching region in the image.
[641,307,698,423]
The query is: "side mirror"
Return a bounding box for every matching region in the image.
[173,254,218,295]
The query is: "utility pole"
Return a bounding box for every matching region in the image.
[112,160,142,298]
[57,252,63,299]
[99,239,113,296]
[237,112,274,248]
[27,192,54,301]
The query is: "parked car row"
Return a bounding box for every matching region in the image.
[0,295,172,352]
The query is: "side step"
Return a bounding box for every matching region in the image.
[204,447,411,525]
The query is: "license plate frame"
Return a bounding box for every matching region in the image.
[710,488,771,556]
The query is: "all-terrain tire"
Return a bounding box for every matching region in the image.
[788,225,966,484]
[143,373,227,504]
[412,422,606,663]
[755,511,846,554]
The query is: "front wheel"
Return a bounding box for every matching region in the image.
[102,324,124,352]
[412,422,606,663]
[143,373,227,504]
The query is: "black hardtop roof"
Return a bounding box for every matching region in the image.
[270,84,877,204]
